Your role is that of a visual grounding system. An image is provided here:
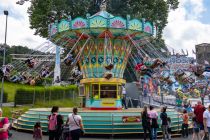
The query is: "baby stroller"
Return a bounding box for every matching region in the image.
[60,125,71,140]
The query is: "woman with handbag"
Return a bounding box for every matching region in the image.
[66,107,84,140]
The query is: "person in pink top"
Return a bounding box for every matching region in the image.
[148,106,159,140]
[0,108,10,140]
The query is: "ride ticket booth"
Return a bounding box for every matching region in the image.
[79,78,126,110]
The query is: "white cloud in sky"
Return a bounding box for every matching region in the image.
[163,0,210,56]
[0,0,46,49]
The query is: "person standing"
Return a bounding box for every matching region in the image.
[148,106,159,140]
[194,101,205,138]
[192,116,201,140]
[0,108,10,140]
[160,107,169,140]
[66,107,84,140]
[122,85,127,109]
[48,106,63,140]
[181,109,189,138]
[203,105,210,139]
[141,106,152,140]
[33,122,42,140]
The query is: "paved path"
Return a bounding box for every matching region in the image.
[10,130,191,140]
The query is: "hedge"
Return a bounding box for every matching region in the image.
[0,88,8,103]
[14,85,78,106]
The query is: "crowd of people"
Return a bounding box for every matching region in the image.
[141,101,210,140]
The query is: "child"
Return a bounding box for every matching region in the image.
[167,117,171,140]
[33,122,42,140]
[192,117,201,140]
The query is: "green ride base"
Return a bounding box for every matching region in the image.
[13,108,183,135]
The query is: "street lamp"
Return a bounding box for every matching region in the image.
[0,10,9,107]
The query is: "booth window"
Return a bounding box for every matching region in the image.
[100,84,117,98]
[92,84,99,98]
[79,85,85,96]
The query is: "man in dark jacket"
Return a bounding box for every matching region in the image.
[160,107,169,140]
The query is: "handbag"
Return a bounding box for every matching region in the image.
[72,115,84,135]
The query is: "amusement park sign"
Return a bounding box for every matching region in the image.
[165,56,194,71]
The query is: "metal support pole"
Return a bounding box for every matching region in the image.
[161,91,164,105]
[0,11,8,107]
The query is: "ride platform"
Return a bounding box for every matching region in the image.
[13,108,183,135]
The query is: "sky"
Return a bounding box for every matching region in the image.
[0,0,210,56]
[163,0,210,56]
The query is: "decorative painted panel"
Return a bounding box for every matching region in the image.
[144,22,153,34]
[50,24,58,36]
[72,18,87,29]
[129,19,142,31]
[110,17,126,29]
[90,16,107,28]
[58,20,70,32]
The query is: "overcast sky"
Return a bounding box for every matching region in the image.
[0,0,210,56]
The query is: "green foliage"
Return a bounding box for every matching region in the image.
[28,0,179,38]
[0,44,33,66]
[0,88,8,103]
[35,98,80,108]
[14,85,78,106]
[0,82,34,102]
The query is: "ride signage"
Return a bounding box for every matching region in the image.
[122,116,141,123]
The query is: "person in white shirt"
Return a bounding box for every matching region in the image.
[122,85,127,109]
[66,108,84,140]
[203,105,210,135]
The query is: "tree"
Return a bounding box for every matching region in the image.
[28,0,179,38]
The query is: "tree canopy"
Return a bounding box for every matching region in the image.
[28,0,179,38]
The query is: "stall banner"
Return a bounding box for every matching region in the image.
[122,116,141,123]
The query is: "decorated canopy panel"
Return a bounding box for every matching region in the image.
[49,11,155,40]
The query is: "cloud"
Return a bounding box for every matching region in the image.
[163,0,210,56]
[0,0,46,49]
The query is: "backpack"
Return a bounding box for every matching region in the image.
[48,114,58,131]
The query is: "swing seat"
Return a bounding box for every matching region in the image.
[27,63,34,68]
[64,58,73,66]
[104,72,113,80]
[30,80,36,86]
[105,63,114,70]
[160,62,167,68]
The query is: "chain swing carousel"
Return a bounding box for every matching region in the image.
[13,2,187,135]
[49,3,155,110]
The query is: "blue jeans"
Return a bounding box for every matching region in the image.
[207,127,210,133]
[151,128,157,140]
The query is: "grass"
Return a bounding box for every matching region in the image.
[2,106,30,118]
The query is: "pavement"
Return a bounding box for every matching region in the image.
[10,130,191,140]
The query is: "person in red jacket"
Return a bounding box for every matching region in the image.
[194,101,205,138]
